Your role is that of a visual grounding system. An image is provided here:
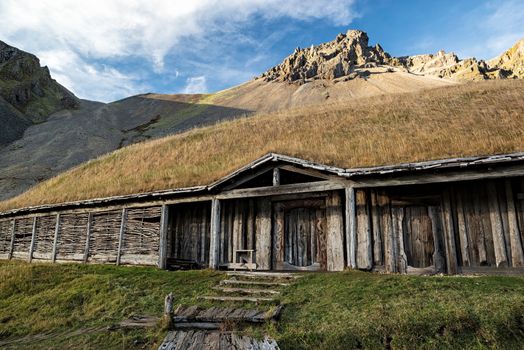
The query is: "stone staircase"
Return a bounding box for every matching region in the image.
[158,271,301,350]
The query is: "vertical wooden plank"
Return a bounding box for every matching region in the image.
[8,219,16,260]
[378,192,396,273]
[51,214,61,263]
[116,208,127,266]
[255,198,272,270]
[28,217,37,263]
[486,182,508,267]
[83,213,93,264]
[272,203,285,268]
[232,200,242,261]
[472,192,488,265]
[441,190,458,274]
[209,199,221,269]
[158,205,169,269]
[247,199,255,250]
[227,203,234,262]
[356,190,372,270]
[345,187,356,268]
[273,168,280,186]
[428,206,445,273]
[455,191,470,267]
[370,190,383,266]
[200,205,208,263]
[392,207,407,273]
[326,191,345,271]
[505,180,524,266]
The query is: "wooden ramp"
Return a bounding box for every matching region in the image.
[158,330,279,350]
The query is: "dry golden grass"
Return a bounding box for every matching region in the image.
[2,79,524,211]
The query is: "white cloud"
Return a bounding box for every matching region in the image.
[0,0,356,101]
[183,76,208,94]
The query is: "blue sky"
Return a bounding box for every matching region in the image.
[0,0,523,102]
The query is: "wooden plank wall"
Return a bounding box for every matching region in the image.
[218,199,259,266]
[170,202,210,266]
[356,178,524,274]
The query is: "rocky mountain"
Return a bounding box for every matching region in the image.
[0,31,523,202]
[260,30,522,83]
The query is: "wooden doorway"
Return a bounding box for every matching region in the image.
[272,199,327,271]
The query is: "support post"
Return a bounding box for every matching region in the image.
[272,168,280,186]
[83,213,93,263]
[116,208,127,266]
[8,219,16,260]
[345,187,357,268]
[209,199,221,269]
[505,180,524,266]
[28,217,37,263]
[52,214,61,263]
[158,204,169,269]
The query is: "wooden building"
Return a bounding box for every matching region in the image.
[1,152,524,275]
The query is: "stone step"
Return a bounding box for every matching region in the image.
[212,286,281,295]
[220,279,290,287]
[198,295,276,303]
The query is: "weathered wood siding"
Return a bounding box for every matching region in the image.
[0,219,13,259]
[32,215,56,260]
[358,178,524,274]
[1,206,162,266]
[169,202,210,265]
[121,207,161,265]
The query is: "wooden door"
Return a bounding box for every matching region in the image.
[273,199,326,271]
[401,205,445,273]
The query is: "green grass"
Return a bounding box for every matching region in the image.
[1,261,524,349]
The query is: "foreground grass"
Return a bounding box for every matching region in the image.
[1,79,524,210]
[1,261,523,349]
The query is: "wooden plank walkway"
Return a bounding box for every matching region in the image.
[158,330,280,350]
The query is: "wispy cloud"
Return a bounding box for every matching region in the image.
[182,76,208,94]
[0,0,357,102]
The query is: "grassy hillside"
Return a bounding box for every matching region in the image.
[1,79,524,211]
[1,261,523,349]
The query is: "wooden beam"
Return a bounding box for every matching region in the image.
[222,165,273,191]
[345,187,356,268]
[441,190,458,274]
[255,198,272,270]
[326,191,345,271]
[356,190,372,270]
[8,218,16,260]
[51,214,61,263]
[216,181,345,200]
[455,191,470,266]
[83,213,93,263]
[28,216,37,263]
[505,180,524,266]
[392,207,406,273]
[378,192,396,273]
[370,190,383,266]
[272,168,280,186]
[209,199,221,269]
[278,165,332,181]
[352,165,524,189]
[116,208,127,266]
[487,182,508,267]
[158,204,169,269]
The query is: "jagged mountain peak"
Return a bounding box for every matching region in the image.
[260,30,524,84]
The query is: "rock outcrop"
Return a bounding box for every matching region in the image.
[0,40,79,123]
[261,30,392,83]
[487,38,524,78]
[260,30,524,83]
